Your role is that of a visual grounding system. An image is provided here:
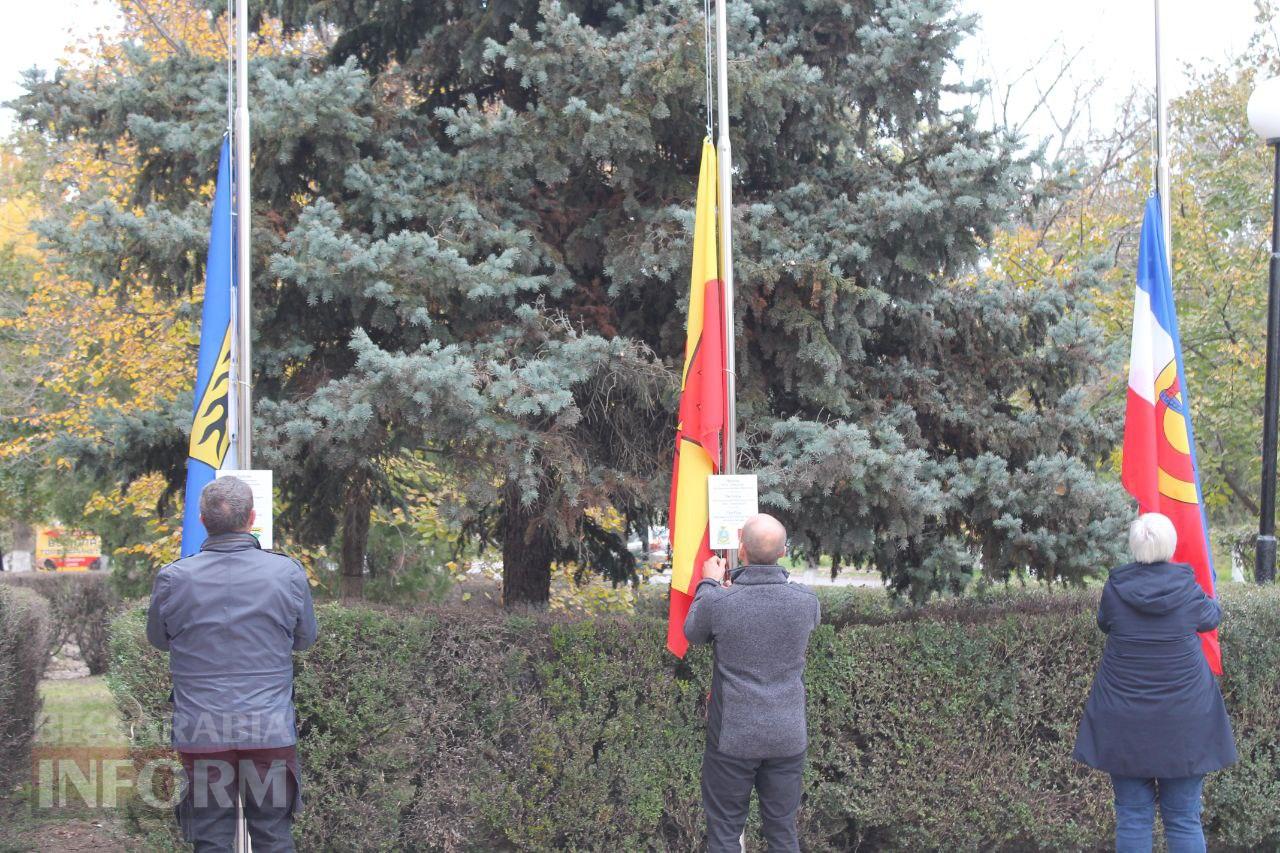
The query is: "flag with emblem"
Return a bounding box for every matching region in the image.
[180,138,236,556]
[667,139,727,657]
[1122,195,1221,674]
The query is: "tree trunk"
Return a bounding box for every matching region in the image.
[12,520,34,551]
[340,477,371,601]
[501,480,553,608]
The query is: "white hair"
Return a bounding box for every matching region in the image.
[1128,513,1177,564]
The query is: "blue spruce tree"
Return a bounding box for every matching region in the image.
[14,0,1127,603]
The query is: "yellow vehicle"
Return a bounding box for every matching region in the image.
[34,526,103,571]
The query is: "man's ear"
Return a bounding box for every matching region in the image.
[247,508,256,531]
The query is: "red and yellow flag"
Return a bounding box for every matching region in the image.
[667,140,727,657]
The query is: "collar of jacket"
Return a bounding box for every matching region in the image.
[199,532,261,553]
[729,564,790,585]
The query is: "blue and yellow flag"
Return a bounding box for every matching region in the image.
[180,138,236,556]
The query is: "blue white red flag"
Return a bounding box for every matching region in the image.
[180,138,236,556]
[1121,195,1221,674]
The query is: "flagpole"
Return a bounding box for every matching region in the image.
[1154,0,1172,270]
[714,0,738,585]
[233,0,253,470]
[714,0,736,477]
[230,13,254,853]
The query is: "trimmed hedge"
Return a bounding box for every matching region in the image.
[0,586,52,791]
[0,572,121,674]
[107,587,1280,851]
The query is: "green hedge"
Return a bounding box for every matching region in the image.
[107,587,1280,851]
[0,572,121,675]
[0,586,52,792]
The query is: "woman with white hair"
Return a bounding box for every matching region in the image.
[1073,513,1236,853]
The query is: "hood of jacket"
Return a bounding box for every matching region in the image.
[1109,561,1195,614]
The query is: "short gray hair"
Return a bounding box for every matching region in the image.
[1128,513,1177,564]
[200,477,253,535]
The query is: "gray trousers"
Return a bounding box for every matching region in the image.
[178,750,297,853]
[701,745,805,852]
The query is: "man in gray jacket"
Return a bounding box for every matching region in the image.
[147,476,317,852]
[685,513,821,852]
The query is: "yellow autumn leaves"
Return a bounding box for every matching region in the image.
[2,0,314,464]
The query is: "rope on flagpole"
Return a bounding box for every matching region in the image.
[233,0,253,471]
[1154,0,1173,273]
[223,0,237,458]
[703,0,715,140]
[714,0,737,579]
[225,0,233,137]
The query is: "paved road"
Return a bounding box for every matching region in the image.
[646,567,883,588]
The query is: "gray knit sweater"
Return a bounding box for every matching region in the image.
[684,564,821,759]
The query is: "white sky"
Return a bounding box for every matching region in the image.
[0,0,1273,140]
[956,0,1271,149]
[0,0,121,133]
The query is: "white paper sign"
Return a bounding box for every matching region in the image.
[216,468,273,548]
[707,474,759,551]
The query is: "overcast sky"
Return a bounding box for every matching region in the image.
[956,0,1269,149]
[0,0,1273,140]
[0,0,120,132]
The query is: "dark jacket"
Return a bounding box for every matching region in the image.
[684,564,821,759]
[1072,561,1236,778]
[146,532,318,750]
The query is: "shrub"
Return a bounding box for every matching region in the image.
[0,586,52,791]
[0,572,122,674]
[107,586,1280,850]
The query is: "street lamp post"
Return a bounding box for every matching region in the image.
[1247,76,1280,584]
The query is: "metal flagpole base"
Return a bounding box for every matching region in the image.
[235,790,252,851]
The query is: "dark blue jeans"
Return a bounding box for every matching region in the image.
[1111,774,1206,853]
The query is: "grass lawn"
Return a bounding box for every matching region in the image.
[36,677,127,749]
[0,677,132,852]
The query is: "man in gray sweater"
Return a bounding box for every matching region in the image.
[684,513,821,852]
